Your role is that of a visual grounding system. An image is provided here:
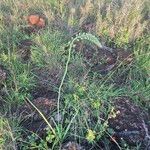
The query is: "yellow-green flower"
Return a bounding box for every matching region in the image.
[92,101,101,109]
[86,129,96,142]
[109,107,120,119]
[73,94,79,101]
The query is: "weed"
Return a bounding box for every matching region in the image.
[57,32,102,122]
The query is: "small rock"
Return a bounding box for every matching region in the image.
[27,14,46,28]
[20,14,47,36]
[28,15,40,25]
[54,113,62,122]
[61,141,85,150]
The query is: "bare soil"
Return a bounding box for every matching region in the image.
[33,67,63,92]
[0,65,7,85]
[17,39,36,61]
[109,97,150,148]
[18,97,56,136]
[75,42,133,76]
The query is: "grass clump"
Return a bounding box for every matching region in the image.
[0,116,20,150]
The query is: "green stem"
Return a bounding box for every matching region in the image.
[57,38,77,124]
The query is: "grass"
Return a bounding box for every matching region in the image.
[0,0,150,149]
[0,115,21,150]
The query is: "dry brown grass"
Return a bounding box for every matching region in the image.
[1,0,148,45]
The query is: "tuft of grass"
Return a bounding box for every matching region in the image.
[0,115,21,150]
[0,53,35,104]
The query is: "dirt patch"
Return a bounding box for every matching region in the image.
[17,39,36,61]
[18,97,56,136]
[116,49,133,64]
[75,42,133,87]
[20,26,38,35]
[0,96,5,110]
[75,43,117,75]
[17,65,60,137]
[0,65,8,108]
[33,66,63,91]
[80,16,96,33]
[108,97,150,148]
[0,65,7,85]
[31,86,58,100]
